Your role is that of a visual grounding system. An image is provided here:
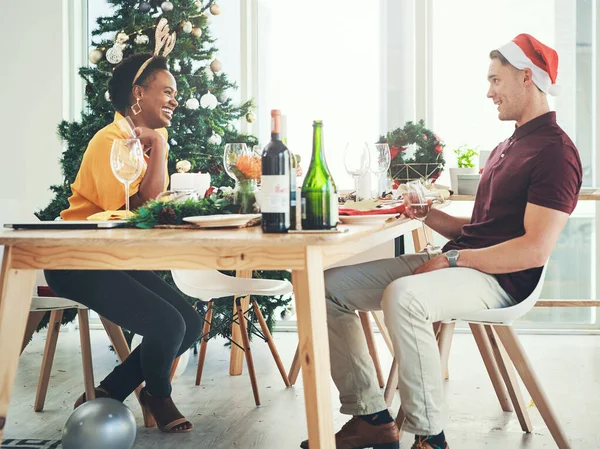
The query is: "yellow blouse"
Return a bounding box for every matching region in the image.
[61,112,169,220]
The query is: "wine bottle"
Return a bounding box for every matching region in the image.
[261,109,291,233]
[301,120,339,230]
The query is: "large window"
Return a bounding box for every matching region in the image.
[256,0,385,190]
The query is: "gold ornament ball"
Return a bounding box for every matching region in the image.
[89,49,103,64]
[210,3,221,15]
[245,112,256,123]
[210,59,222,73]
[176,160,192,173]
[192,27,203,38]
[116,32,129,44]
[194,0,202,9]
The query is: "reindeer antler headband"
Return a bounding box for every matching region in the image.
[132,18,176,86]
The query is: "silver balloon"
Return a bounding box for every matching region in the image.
[62,398,137,449]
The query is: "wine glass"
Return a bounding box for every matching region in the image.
[344,142,370,201]
[406,180,440,253]
[115,116,137,138]
[110,138,144,218]
[223,143,249,180]
[369,143,391,196]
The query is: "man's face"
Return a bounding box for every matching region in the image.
[486,58,527,122]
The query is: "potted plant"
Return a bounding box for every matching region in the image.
[450,145,479,193]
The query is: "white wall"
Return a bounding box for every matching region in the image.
[0,0,67,225]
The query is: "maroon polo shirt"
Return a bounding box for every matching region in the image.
[443,112,582,302]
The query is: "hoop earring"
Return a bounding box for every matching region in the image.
[131,98,142,115]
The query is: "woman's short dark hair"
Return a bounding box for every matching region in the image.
[108,53,169,113]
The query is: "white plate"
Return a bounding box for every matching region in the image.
[183,214,261,228]
[338,214,399,225]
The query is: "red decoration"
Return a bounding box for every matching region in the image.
[434,145,443,154]
[204,186,218,198]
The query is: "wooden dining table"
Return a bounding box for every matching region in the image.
[0,216,423,448]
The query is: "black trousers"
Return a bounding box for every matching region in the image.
[44,270,203,399]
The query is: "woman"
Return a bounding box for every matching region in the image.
[44,53,202,433]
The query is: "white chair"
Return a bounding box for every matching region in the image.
[391,265,570,448]
[171,269,293,406]
[21,271,96,411]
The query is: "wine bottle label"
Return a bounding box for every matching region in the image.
[301,197,307,219]
[330,193,339,225]
[261,175,290,213]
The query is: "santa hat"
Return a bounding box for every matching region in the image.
[497,34,560,96]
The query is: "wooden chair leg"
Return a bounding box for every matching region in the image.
[359,311,385,388]
[236,298,260,406]
[469,323,513,412]
[494,326,569,448]
[484,325,531,432]
[395,406,406,441]
[384,358,399,407]
[77,309,95,402]
[195,301,213,386]
[169,356,181,382]
[288,344,301,386]
[100,316,156,428]
[34,310,63,412]
[252,300,291,387]
[437,322,455,380]
[21,311,46,355]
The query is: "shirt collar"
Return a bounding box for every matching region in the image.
[511,111,556,142]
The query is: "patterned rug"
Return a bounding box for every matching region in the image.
[1,440,61,449]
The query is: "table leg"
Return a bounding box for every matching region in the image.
[230,269,253,376]
[0,248,36,439]
[292,247,335,448]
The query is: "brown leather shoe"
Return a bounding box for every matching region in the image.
[300,416,400,449]
[411,439,449,449]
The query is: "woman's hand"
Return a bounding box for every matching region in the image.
[134,127,166,154]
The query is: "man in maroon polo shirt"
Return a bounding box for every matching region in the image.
[300,34,582,449]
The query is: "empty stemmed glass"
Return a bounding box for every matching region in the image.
[110,138,144,218]
[369,143,391,196]
[344,142,370,201]
[405,180,442,253]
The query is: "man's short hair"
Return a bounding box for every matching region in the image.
[489,50,510,65]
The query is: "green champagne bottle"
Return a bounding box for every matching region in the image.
[301,120,339,230]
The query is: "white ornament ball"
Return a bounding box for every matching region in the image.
[185,98,200,110]
[194,0,203,9]
[176,160,192,173]
[227,123,235,132]
[106,46,123,64]
[182,21,193,34]
[161,1,174,13]
[208,133,222,145]
[105,91,111,102]
[204,67,214,81]
[245,111,257,123]
[210,3,221,15]
[210,59,222,73]
[89,49,103,64]
[172,60,181,72]
[134,34,149,45]
[116,32,129,44]
[192,27,203,38]
[217,92,228,103]
[200,92,218,110]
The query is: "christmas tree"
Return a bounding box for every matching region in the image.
[34,0,291,336]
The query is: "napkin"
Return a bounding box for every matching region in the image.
[338,204,406,216]
[87,210,129,221]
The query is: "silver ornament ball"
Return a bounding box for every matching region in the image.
[182,21,193,34]
[138,1,151,13]
[161,1,174,13]
[217,92,228,103]
[62,398,136,449]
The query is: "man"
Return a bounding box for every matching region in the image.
[300,34,582,449]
